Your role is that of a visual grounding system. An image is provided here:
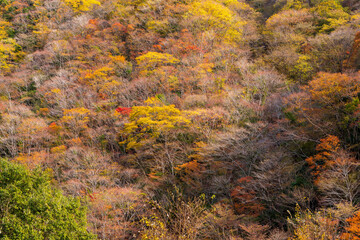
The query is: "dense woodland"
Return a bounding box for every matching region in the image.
[0,0,360,239]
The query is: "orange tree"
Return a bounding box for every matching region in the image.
[285,72,360,145]
[343,211,360,240]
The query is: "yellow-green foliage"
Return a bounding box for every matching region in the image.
[0,19,23,73]
[216,0,239,5]
[63,0,101,12]
[140,216,168,240]
[288,205,340,240]
[146,20,170,35]
[120,97,193,150]
[272,0,349,35]
[284,0,309,10]
[185,0,247,44]
[291,55,314,82]
[0,159,95,239]
[136,52,180,75]
[312,0,350,32]
[216,0,254,11]
[114,1,135,19]
[0,20,9,39]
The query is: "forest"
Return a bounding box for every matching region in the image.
[0,0,360,239]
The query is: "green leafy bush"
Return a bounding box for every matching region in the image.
[0,159,95,240]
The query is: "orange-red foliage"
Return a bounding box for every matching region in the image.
[305,135,340,178]
[231,176,264,217]
[342,211,360,240]
[115,107,132,116]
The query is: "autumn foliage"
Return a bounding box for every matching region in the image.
[343,211,360,240]
[1,0,360,239]
[306,135,340,178]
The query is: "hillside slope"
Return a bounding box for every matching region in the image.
[1,0,360,239]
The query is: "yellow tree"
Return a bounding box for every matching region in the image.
[184,0,248,45]
[136,52,180,76]
[60,107,93,137]
[312,0,350,33]
[288,205,340,240]
[120,97,193,150]
[119,97,201,178]
[63,0,100,12]
[0,19,24,73]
